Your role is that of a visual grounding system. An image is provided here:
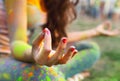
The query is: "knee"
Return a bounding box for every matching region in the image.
[75,41,101,61]
[75,41,99,51]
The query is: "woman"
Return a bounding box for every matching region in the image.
[0,0,119,81]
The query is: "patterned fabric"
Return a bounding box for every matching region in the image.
[0,42,100,81]
[0,0,10,54]
[57,41,100,79]
[0,57,66,81]
[0,0,101,80]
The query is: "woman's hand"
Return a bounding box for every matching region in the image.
[96,21,120,36]
[32,28,77,66]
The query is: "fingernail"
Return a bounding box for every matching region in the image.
[72,50,78,57]
[62,38,67,43]
[43,28,47,32]
[70,46,75,52]
[73,50,77,55]
[43,28,50,35]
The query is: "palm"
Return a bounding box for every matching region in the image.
[96,21,120,36]
[32,28,77,66]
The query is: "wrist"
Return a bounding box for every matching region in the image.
[86,28,101,39]
[24,48,35,62]
[92,28,101,36]
[78,28,101,40]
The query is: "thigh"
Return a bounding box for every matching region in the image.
[0,57,66,81]
[57,41,101,79]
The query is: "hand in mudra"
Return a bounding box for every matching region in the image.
[32,28,77,66]
[96,21,120,36]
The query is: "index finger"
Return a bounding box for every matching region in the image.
[32,31,44,48]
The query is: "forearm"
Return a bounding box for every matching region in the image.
[4,0,27,42]
[4,0,34,62]
[67,28,100,42]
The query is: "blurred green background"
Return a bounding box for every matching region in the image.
[69,16,120,81]
[31,15,120,81]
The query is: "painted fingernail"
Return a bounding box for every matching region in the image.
[72,50,78,57]
[62,38,67,43]
[43,28,47,32]
[70,46,75,52]
[43,28,50,35]
[73,50,77,54]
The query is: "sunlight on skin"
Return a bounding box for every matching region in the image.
[5,0,27,42]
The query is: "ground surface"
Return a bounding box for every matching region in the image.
[69,16,120,81]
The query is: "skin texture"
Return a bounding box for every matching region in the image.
[0,42,100,81]
[0,0,119,80]
[4,0,78,66]
[3,0,120,60]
